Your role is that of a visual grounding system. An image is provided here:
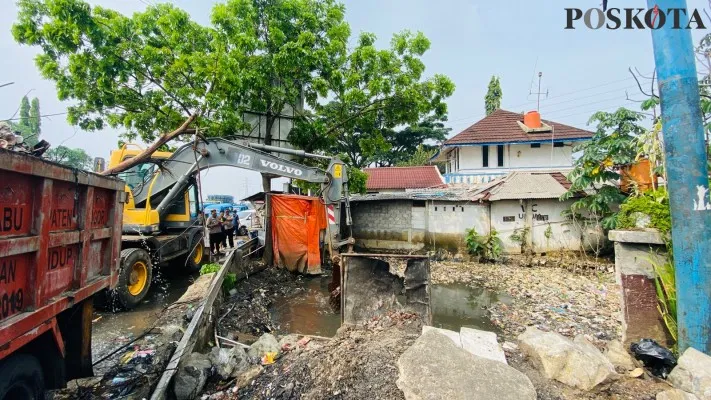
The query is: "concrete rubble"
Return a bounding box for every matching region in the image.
[422,326,508,365]
[174,352,213,400]
[397,330,536,400]
[604,339,637,371]
[208,346,250,380]
[518,327,617,391]
[247,332,280,360]
[668,347,711,400]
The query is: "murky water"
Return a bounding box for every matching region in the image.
[269,279,512,337]
[91,271,197,369]
[270,275,342,337]
[430,283,513,333]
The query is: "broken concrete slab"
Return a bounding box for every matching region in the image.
[656,389,701,400]
[422,326,460,347]
[460,327,507,365]
[397,330,536,400]
[605,339,636,371]
[668,347,711,400]
[518,327,617,391]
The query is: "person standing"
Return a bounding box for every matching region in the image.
[206,209,223,255]
[223,209,235,248]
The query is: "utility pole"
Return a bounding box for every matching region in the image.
[649,0,711,354]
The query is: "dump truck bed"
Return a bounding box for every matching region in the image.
[0,148,125,360]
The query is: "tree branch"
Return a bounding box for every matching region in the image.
[629,67,659,98]
[101,113,197,175]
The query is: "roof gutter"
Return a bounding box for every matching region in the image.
[441,137,591,147]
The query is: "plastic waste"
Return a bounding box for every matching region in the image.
[630,338,677,378]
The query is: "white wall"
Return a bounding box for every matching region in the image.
[490,199,582,254]
[427,201,489,236]
[454,143,576,174]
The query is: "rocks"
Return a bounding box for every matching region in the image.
[247,333,280,360]
[518,327,617,391]
[208,346,249,380]
[605,339,636,371]
[460,327,508,365]
[502,341,519,352]
[174,352,212,400]
[452,253,464,262]
[668,347,711,400]
[656,389,701,400]
[278,334,300,351]
[422,326,507,364]
[397,330,536,400]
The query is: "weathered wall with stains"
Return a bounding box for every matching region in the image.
[491,199,582,254]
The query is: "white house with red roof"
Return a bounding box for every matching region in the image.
[363,166,446,193]
[432,110,594,184]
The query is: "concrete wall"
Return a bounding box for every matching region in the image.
[491,199,582,254]
[351,200,489,252]
[454,143,574,174]
[609,230,671,347]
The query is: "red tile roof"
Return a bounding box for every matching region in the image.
[364,166,446,190]
[444,109,593,145]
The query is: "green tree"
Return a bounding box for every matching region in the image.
[13,0,348,175]
[377,116,450,166]
[19,96,30,128]
[289,31,455,168]
[45,146,93,170]
[397,144,437,167]
[485,76,502,116]
[561,107,646,228]
[29,98,41,137]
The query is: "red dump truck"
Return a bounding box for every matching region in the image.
[0,148,125,399]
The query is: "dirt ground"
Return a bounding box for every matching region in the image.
[238,312,422,400]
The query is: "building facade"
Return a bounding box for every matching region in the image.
[432,110,593,184]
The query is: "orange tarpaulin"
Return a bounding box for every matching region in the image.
[271,194,327,274]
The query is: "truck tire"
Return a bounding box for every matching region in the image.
[0,354,44,400]
[114,248,153,309]
[237,225,248,236]
[183,234,205,273]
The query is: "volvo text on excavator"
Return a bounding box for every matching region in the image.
[106,138,353,308]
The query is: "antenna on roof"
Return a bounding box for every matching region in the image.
[529,72,549,111]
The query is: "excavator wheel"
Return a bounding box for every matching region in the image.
[113,248,153,309]
[183,234,205,273]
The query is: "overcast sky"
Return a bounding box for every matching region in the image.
[2,0,709,200]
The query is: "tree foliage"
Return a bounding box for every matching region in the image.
[561,107,645,228]
[29,98,41,139]
[485,75,502,116]
[377,116,449,166]
[397,144,437,167]
[289,30,455,168]
[45,145,93,170]
[19,96,30,128]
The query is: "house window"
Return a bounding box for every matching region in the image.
[497,145,504,167]
[482,145,489,167]
[553,142,564,148]
[531,143,541,148]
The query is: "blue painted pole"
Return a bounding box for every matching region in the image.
[648,0,711,354]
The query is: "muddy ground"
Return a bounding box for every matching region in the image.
[205,255,673,400]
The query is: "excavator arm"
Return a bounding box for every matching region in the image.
[126,137,353,253]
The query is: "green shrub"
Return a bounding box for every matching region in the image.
[617,187,671,234]
[465,228,503,261]
[223,273,237,294]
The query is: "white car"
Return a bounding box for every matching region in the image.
[236,210,256,235]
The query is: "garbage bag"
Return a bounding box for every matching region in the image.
[630,338,677,378]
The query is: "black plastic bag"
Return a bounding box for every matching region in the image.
[630,338,677,378]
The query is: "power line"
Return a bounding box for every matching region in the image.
[3,111,69,122]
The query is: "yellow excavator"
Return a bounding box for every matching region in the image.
[105,138,353,308]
